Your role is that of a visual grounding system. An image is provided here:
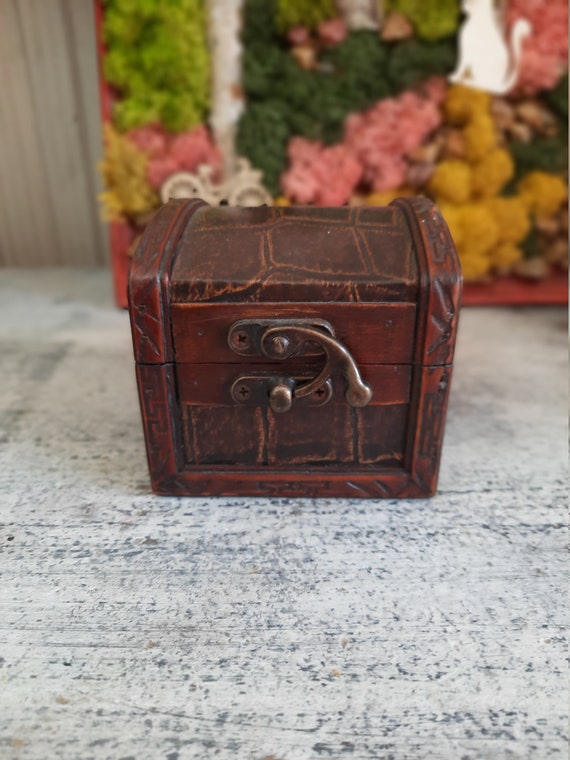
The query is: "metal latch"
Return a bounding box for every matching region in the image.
[228,319,372,414]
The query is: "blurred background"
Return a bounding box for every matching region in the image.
[0,0,567,306]
[0,1,109,267]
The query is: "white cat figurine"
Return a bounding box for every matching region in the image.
[450,0,531,95]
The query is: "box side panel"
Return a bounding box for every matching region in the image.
[392,197,462,367]
[406,364,454,496]
[127,198,207,364]
[391,198,461,492]
[135,363,183,488]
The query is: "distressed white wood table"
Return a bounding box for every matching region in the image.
[0,270,567,759]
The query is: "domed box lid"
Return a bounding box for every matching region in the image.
[128,197,461,369]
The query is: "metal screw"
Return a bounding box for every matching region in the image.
[313,387,326,399]
[235,384,250,400]
[232,331,250,349]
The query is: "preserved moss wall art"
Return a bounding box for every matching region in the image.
[98,0,568,302]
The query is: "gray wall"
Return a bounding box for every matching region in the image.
[0,0,109,266]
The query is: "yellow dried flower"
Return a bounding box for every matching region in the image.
[444,85,490,126]
[471,148,514,198]
[460,254,493,281]
[459,203,499,255]
[366,187,415,205]
[493,243,523,269]
[428,160,472,204]
[518,171,568,219]
[484,197,530,244]
[98,124,160,222]
[463,113,497,163]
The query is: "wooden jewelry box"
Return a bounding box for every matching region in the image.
[128,197,462,498]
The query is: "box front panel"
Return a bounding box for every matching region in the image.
[180,403,409,469]
[171,303,417,366]
[173,302,414,472]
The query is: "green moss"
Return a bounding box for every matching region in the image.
[545,74,569,121]
[521,223,540,259]
[510,136,569,184]
[242,0,278,45]
[236,102,291,194]
[321,33,392,114]
[275,0,336,33]
[388,39,457,90]
[238,0,459,191]
[386,0,460,41]
[103,0,210,132]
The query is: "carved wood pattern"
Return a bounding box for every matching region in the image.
[135,363,182,486]
[128,198,207,364]
[407,365,453,497]
[393,197,462,367]
[157,472,413,499]
[129,198,462,499]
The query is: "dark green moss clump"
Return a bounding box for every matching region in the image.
[237,0,457,193]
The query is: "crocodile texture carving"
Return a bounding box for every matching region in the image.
[170,204,417,305]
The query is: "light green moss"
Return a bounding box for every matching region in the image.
[387,0,460,41]
[103,0,210,132]
[275,0,336,33]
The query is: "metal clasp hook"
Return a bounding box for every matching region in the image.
[228,319,372,413]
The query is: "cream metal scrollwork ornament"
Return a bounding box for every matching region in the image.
[160,159,273,207]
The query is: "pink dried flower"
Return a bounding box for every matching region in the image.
[143,124,222,188]
[317,17,348,45]
[281,87,442,200]
[127,124,170,157]
[170,125,222,177]
[287,26,310,45]
[422,76,448,106]
[147,157,179,189]
[343,91,441,192]
[507,0,568,94]
[281,137,362,205]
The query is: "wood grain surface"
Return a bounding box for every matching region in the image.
[0,270,567,758]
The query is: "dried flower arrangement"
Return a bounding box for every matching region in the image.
[98,0,568,304]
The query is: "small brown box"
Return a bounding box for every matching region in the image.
[128,197,461,498]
